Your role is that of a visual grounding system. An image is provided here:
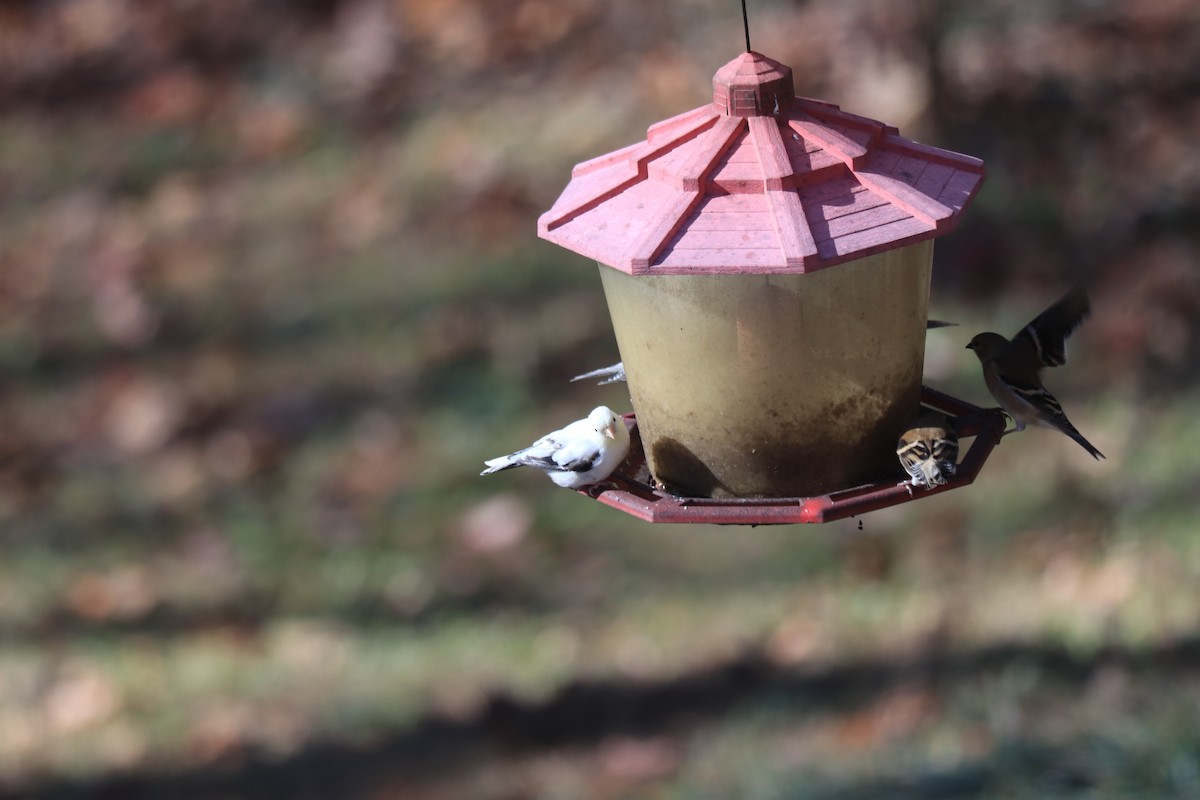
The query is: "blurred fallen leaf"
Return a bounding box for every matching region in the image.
[235,98,310,161]
[94,282,158,346]
[204,429,255,483]
[327,179,394,250]
[398,0,489,72]
[455,494,532,555]
[103,374,182,456]
[147,446,206,505]
[325,0,399,102]
[59,0,130,55]
[834,686,936,751]
[189,702,255,762]
[121,68,213,126]
[0,708,41,769]
[44,666,122,734]
[65,566,158,621]
[766,617,821,666]
[596,736,681,784]
[270,620,351,671]
[96,720,149,770]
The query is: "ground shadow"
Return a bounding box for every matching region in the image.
[10,635,1200,799]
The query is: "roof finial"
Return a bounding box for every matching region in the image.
[740,0,752,53]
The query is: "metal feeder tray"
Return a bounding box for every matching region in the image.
[577,386,1007,525]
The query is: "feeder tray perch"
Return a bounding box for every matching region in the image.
[579,387,1007,524]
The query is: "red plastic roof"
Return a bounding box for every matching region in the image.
[539,52,986,275]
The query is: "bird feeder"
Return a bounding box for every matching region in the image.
[538,51,994,520]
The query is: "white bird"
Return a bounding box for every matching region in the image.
[965,284,1104,460]
[897,412,959,490]
[480,406,631,488]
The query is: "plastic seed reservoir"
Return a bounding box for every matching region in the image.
[600,241,932,497]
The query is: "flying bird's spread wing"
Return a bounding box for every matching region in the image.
[1011,283,1091,369]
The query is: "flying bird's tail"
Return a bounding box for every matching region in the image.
[1060,423,1105,460]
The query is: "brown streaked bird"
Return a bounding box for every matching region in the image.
[897,412,959,490]
[965,284,1104,460]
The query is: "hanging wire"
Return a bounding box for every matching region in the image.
[741,0,752,52]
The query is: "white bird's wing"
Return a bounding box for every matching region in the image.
[486,419,605,475]
[547,436,606,473]
[570,362,626,385]
[548,418,608,471]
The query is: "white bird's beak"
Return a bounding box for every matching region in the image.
[603,423,617,440]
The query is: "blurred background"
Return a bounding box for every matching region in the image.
[0,0,1198,797]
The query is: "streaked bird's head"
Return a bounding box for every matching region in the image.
[965,332,1009,362]
[588,406,621,440]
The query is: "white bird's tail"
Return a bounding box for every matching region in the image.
[480,456,519,476]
